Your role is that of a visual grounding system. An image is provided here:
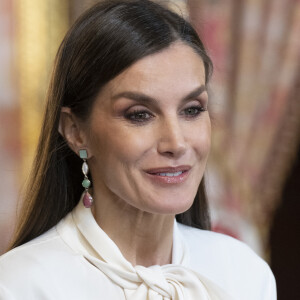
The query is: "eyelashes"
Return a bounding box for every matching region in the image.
[125,110,153,122]
[181,106,207,117]
[124,105,207,124]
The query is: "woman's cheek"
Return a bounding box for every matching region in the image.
[103,125,155,161]
[187,120,211,156]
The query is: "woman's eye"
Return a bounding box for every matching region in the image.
[183,106,206,117]
[125,110,153,123]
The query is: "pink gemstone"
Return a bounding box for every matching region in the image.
[83,192,93,208]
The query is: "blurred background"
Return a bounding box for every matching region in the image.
[0,0,299,298]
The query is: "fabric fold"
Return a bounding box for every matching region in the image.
[58,199,235,300]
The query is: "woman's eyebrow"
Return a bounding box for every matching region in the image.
[111,85,207,104]
[182,85,207,103]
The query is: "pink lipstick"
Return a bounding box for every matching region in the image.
[144,165,191,184]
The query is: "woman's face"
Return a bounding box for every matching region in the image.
[85,42,211,215]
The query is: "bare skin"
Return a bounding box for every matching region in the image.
[91,194,174,266]
[59,42,211,267]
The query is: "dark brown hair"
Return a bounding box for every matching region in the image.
[10,0,213,249]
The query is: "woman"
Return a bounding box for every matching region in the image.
[0,0,276,299]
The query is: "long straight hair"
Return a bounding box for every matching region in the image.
[9,0,213,250]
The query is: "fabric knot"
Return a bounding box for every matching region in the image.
[135,265,173,298]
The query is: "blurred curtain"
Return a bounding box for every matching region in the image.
[188,0,300,256]
[0,0,69,254]
[16,0,69,176]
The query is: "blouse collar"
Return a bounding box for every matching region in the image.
[57,196,234,299]
[71,197,189,268]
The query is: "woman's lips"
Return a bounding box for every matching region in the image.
[144,166,191,184]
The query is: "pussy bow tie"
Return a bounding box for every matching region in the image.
[68,200,234,300]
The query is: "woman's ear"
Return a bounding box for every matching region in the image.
[59,107,89,155]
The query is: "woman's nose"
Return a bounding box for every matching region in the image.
[157,118,187,158]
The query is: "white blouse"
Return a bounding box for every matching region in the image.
[0,200,276,299]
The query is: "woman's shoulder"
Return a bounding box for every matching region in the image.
[0,226,74,266]
[0,217,124,299]
[0,222,88,299]
[177,222,262,259]
[177,222,276,299]
[0,226,78,280]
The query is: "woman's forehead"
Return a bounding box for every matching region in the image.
[106,43,206,97]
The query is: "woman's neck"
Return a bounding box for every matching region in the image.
[91,191,174,267]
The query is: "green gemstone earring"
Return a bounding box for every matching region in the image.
[79,149,93,208]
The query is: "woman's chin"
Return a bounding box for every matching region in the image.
[140,195,195,215]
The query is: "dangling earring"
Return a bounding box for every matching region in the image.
[79,149,93,208]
